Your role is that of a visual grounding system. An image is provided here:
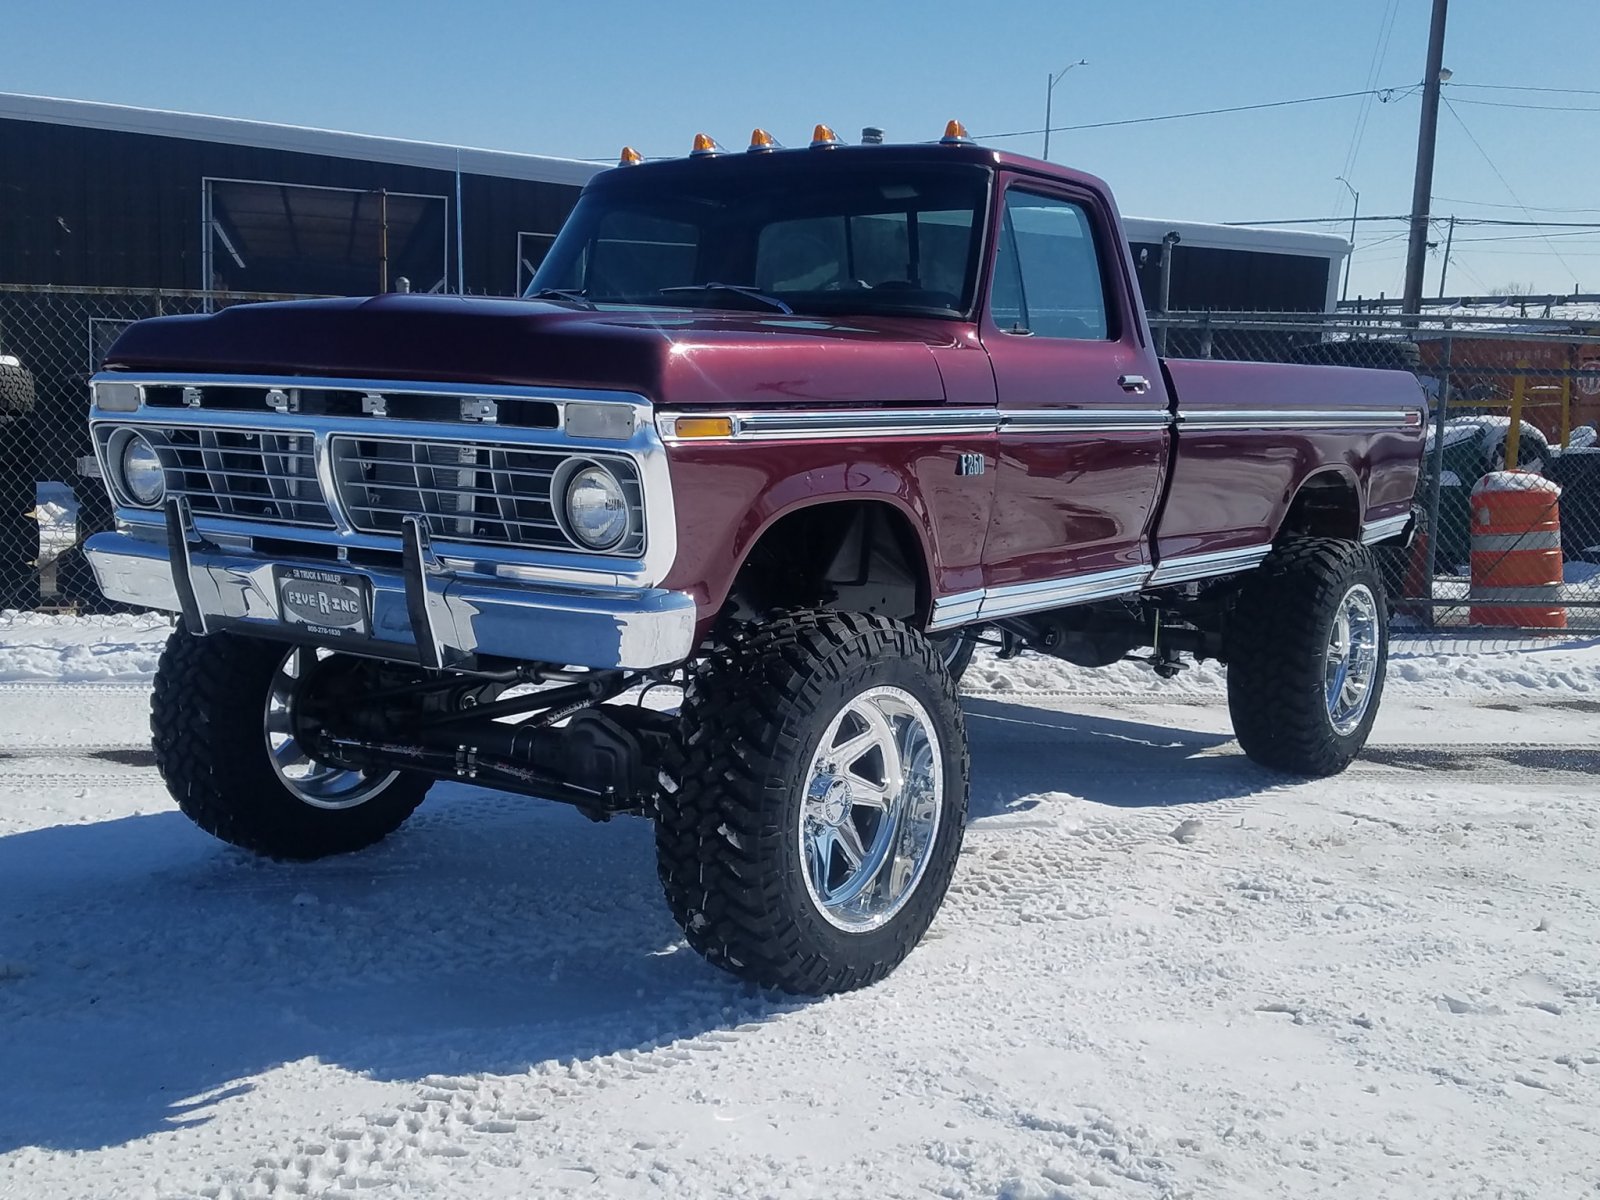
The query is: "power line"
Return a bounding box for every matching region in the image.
[1443,98,1582,285]
[1447,82,1600,96]
[1451,229,1600,244]
[1433,196,1600,214]
[974,86,1404,142]
[1448,96,1600,113]
[1226,215,1600,228]
[1336,0,1402,207]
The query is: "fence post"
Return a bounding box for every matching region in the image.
[1421,322,1453,627]
[1507,363,1527,470]
[1199,313,1213,360]
[1155,230,1179,357]
[1560,355,1572,450]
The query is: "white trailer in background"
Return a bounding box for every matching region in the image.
[1122,216,1349,315]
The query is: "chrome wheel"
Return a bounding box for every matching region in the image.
[934,632,966,670]
[1325,584,1381,735]
[799,685,944,932]
[263,649,398,810]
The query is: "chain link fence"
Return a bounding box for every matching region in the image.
[1154,310,1600,632]
[0,285,312,612]
[1,286,1596,631]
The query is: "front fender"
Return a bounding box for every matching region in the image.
[658,436,989,631]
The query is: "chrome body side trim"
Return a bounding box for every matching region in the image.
[659,406,1175,443]
[999,408,1171,434]
[658,408,997,442]
[1148,543,1274,586]
[660,403,1423,444]
[1361,512,1413,545]
[1178,408,1421,431]
[927,544,1285,630]
[925,589,985,632]
[85,530,698,671]
[978,566,1151,620]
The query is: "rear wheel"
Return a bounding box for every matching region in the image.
[152,625,431,859]
[929,629,977,682]
[656,611,968,994]
[1225,539,1388,776]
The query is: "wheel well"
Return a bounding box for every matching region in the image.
[723,501,930,626]
[1278,472,1361,542]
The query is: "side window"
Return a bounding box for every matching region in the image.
[991,190,1110,340]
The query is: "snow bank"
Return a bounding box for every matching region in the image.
[0,611,169,683]
[966,633,1600,699]
[0,613,1596,698]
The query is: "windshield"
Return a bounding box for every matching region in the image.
[528,160,990,319]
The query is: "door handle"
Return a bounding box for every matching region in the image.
[1118,374,1150,394]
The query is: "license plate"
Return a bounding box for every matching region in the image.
[275,566,370,639]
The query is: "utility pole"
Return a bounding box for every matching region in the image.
[1437,214,1457,299]
[1401,0,1449,317]
[1337,176,1359,303]
[1043,59,1087,161]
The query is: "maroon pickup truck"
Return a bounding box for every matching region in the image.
[86,127,1425,994]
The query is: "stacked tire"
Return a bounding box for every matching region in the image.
[0,356,38,609]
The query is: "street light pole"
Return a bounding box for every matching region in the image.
[1336,176,1359,304]
[1402,0,1450,317]
[1043,59,1088,161]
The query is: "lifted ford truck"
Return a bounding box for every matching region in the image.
[86,129,1425,994]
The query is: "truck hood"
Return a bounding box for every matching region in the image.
[103,294,952,408]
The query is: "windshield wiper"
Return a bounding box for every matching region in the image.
[656,283,793,315]
[529,288,597,310]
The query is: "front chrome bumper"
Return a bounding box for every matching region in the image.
[86,526,698,672]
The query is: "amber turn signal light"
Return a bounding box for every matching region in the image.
[940,120,972,145]
[670,416,736,440]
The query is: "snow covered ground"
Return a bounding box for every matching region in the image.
[2,617,1598,1199]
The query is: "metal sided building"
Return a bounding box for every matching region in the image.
[0,92,602,298]
[0,93,600,608]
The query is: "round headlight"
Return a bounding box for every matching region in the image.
[563,463,630,550]
[119,432,165,507]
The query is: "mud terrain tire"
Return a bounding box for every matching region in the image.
[152,624,430,859]
[1225,538,1389,777]
[0,358,35,415]
[657,612,968,995]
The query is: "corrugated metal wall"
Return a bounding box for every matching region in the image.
[0,117,584,295]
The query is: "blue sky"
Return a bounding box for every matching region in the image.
[3,0,1595,300]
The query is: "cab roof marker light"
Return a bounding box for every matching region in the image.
[618,146,643,166]
[748,128,780,153]
[810,124,840,149]
[940,120,972,145]
[691,132,721,157]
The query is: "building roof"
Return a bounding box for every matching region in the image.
[1121,215,1349,260]
[0,91,605,188]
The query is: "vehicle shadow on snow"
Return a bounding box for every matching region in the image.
[1,699,1276,1154]
[962,696,1281,816]
[0,787,799,1154]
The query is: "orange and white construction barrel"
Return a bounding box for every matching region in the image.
[1469,470,1565,628]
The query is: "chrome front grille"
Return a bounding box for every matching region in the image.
[102,425,334,527]
[330,436,644,554]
